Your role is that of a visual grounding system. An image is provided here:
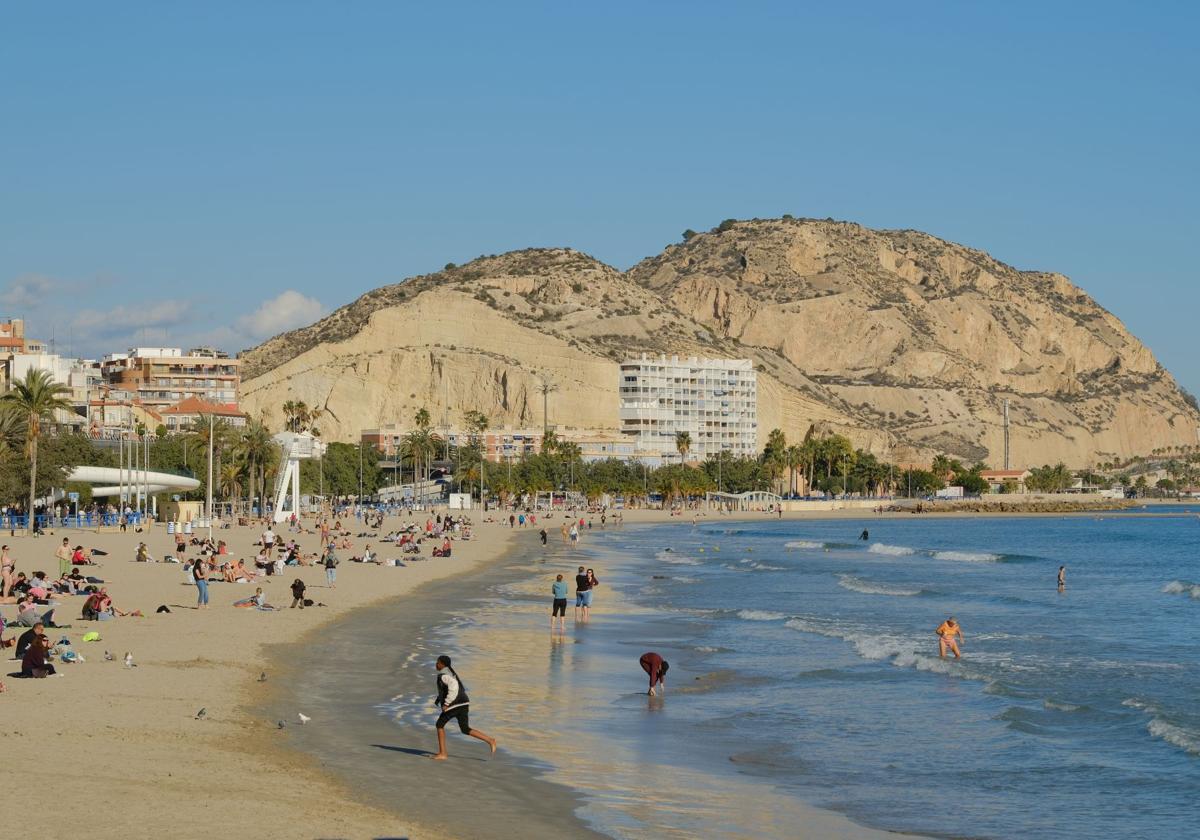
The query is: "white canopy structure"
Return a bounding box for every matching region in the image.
[704,490,782,511]
[270,432,326,523]
[66,465,201,498]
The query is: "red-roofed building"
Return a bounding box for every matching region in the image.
[159,396,248,433]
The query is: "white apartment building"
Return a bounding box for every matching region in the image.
[619,355,758,461]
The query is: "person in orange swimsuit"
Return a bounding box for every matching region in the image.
[936,617,963,659]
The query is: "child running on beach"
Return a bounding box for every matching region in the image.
[431,655,497,760]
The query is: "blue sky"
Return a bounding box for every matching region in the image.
[2,2,1197,391]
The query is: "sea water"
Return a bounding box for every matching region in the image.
[385,513,1200,839]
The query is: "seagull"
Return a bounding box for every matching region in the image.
[195,708,207,720]
[297,712,311,725]
[103,650,114,661]
[257,672,268,682]
[123,652,135,668]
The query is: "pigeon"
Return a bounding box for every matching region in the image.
[297,712,311,725]
[104,650,114,661]
[123,652,135,668]
[257,672,268,683]
[195,708,207,720]
[276,720,286,729]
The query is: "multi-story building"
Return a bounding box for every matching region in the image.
[618,354,758,462]
[362,425,544,463]
[102,347,241,412]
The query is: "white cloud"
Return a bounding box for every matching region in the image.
[234,290,325,341]
[69,300,189,339]
[1,274,60,308]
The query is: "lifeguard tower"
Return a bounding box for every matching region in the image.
[271,431,327,523]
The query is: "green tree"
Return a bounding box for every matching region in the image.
[464,410,489,500]
[1,369,72,529]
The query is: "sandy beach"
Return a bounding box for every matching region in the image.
[0,511,521,840]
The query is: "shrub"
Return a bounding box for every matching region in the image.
[444,262,457,271]
[571,282,585,293]
[682,229,697,241]
[717,219,737,232]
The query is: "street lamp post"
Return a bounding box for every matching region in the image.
[206,412,214,539]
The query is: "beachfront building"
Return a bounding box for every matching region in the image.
[618,354,758,462]
[980,469,1032,494]
[101,346,241,413]
[87,391,165,440]
[363,425,545,463]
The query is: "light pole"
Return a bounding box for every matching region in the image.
[206,412,214,539]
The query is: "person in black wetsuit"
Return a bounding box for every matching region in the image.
[430,655,497,760]
[860,529,869,541]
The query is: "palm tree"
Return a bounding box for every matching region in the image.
[785,444,804,497]
[0,405,23,454]
[1,369,72,531]
[238,419,276,514]
[675,431,692,465]
[401,427,438,486]
[414,407,431,431]
[465,410,489,502]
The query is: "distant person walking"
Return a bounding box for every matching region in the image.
[569,524,579,548]
[551,574,568,632]
[430,655,497,760]
[193,555,210,609]
[539,528,548,546]
[936,616,963,659]
[640,652,669,696]
[584,568,599,614]
[323,543,339,588]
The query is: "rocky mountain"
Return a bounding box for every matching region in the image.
[239,219,1200,468]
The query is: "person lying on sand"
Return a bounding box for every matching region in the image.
[233,587,276,610]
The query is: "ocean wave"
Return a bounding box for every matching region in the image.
[1148,718,1200,755]
[867,543,915,556]
[737,609,787,621]
[1043,699,1089,713]
[734,556,782,571]
[932,550,1002,563]
[836,574,921,597]
[785,540,824,549]
[656,549,700,565]
[782,618,987,680]
[1163,580,1200,599]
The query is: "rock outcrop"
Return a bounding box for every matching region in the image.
[239,220,1200,468]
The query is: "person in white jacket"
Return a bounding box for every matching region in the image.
[431,655,497,760]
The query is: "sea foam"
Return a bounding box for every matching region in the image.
[932,550,1002,563]
[737,609,787,621]
[867,543,915,556]
[1163,580,1200,599]
[1148,718,1200,755]
[836,574,921,597]
[656,550,700,566]
[785,540,824,550]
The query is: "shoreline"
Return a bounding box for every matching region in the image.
[269,517,927,839]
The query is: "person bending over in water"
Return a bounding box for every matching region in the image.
[936,617,964,659]
[430,655,497,760]
[640,652,669,696]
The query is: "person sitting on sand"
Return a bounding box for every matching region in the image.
[432,538,452,558]
[20,626,55,678]
[936,617,964,659]
[16,594,57,628]
[135,542,155,563]
[290,578,306,609]
[71,545,98,566]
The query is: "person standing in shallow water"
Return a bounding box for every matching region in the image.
[936,616,963,659]
[1058,566,1066,591]
[430,655,497,760]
